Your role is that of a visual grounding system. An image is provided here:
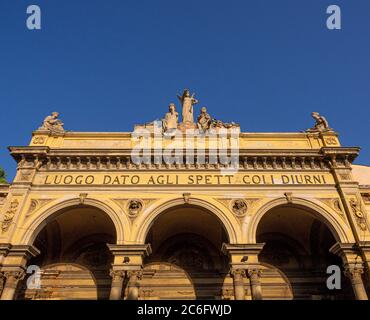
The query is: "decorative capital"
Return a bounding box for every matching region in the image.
[247,268,262,280]
[127,270,143,281]
[3,270,26,283]
[344,265,364,281]
[230,269,246,278]
[109,269,126,281]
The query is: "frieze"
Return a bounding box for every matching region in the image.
[35,172,335,186]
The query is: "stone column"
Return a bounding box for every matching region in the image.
[108,244,151,300]
[231,269,246,300]
[0,270,25,300]
[330,242,368,300]
[247,269,263,300]
[344,266,368,300]
[358,241,370,293]
[0,245,40,300]
[109,270,126,300]
[126,270,143,300]
[222,243,265,300]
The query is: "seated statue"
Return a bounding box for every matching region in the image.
[197,107,212,133]
[307,112,332,132]
[163,103,179,134]
[39,112,64,133]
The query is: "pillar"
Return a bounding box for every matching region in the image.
[344,266,368,300]
[330,242,368,300]
[109,270,126,300]
[247,269,263,300]
[230,269,246,300]
[0,270,25,300]
[222,243,265,300]
[358,241,370,293]
[0,244,40,300]
[108,244,151,300]
[126,270,142,300]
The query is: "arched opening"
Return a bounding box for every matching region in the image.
[141,204,230,300]
[18,205,117,300]
[256,204,354,300]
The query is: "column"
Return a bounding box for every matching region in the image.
[231,269,246,300]
[0,245,40,300]
[247,269,263,300]
[109,270,126,300]
[358,241,370,293]
[344,266,368,300]
[108,244,151,300]
[330,242,368,300]
[1,270,25,300]
[126,270,143,300]
[222,243,265,300]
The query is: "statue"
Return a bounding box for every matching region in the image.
[197,107,212,133]
[39,112,64,133]
[307,112,332,132]
[163,103,179,133]
[177,89,198,123]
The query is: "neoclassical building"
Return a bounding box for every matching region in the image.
[0,96,370,300]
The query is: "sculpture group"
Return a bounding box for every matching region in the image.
[37,89,334,135]
[162,89,240,134]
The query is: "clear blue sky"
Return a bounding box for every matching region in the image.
[1,0,369,180]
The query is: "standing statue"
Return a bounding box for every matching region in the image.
[197,107,212,133]
[39,112,65,133]
[163,103,179,133]
[307,112,332,132]
[177,89,198,123]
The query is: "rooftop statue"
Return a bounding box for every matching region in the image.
[39,112,65,133]
[177,89,198,124]
[307,112,332,133]
[197,107,212,133]
[163,103,179,134]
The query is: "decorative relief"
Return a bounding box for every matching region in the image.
[216,198,260,218]
[1,199,19,233]
[231,199,248,217]
[349,198,368,231]
[26,199,54,217]
[127,199,143,218]
[318,198,344,215]
[112,198,156,220]
[32,136,46,145]
[339,174,351,181]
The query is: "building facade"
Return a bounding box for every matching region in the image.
[0,98,370,300]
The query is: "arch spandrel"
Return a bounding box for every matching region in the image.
[246,197,355,244]
[15,197,129,246]
[131,196,241,244]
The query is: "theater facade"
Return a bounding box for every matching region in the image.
[1,92,370,300]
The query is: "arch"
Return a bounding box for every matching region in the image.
[247,197,352,244]
[20,197,129,245]
[132,197,239,244]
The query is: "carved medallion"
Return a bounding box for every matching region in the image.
[231,199,248,217]
[127,199,143,218]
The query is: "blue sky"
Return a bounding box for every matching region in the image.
[1,0,369,179]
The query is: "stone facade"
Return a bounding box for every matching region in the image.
[0,103,370,300]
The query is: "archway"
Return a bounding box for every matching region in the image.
[140,204,230,300]
[256,204,354,300]
[18,205,117,300]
